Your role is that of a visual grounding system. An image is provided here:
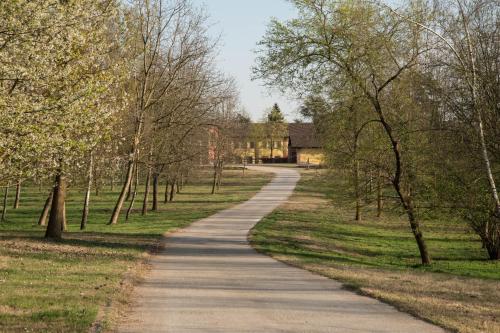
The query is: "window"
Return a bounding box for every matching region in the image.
[249,142,255,149]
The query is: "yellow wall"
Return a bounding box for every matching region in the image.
[297,148,324,165]
[257,147,285,158]
[233,139,288,162]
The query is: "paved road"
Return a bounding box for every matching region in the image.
[118,166,444,333]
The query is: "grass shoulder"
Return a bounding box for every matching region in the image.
[0,169,273,333]
[250,169,500,333]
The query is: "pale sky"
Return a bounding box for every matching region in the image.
[192,0,299,121]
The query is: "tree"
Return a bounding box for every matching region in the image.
[80,152,94,230]
[1,0,243,235]
[234,111,252,171]
[268,103,285,122]
[387,0,499,218]
[208,83,241,194]
[254,0,434,264]
[398,0,500,259]
[0,0,126,238]
[264,103,287,159]
[109,0,217,224]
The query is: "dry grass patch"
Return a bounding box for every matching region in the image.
[281,193,329,211]
[300,262,500,333]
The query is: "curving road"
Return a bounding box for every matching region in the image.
[118,166,444,333]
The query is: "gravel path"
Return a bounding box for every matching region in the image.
[118,166,444,333]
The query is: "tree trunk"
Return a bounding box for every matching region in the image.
[179,174,184,191]
[125,166,133,201]
[477,114,500,216]
[152,173,158,211]
[125,184,131,201]
[142,166,152,215]
[486,247,499,260]
[108,158,134,225]
[354,159,361,221]
[485,238,499,260]
[405,197,431,264]
[38,189,53,226]
[480,213,500,260]
[80,152,93,230]
[1,183,9,222]
[484,231,500,260]
[377,170,383,217]
[372,98,431,265]
[216,162,223,191]
[169,179,176,202]
[368,171,373,193]
[13,180,21,209]
[125,163,139,221]
[45,174,66,239]
[352,105,360,221]
[211,165,218,194]
[164,180,170,203]
[365,171,371,202]
[62,201,67,231]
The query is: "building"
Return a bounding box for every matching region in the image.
[287,123,324,165]
[231,123,324,165]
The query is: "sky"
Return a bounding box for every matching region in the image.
[192,0,299,121]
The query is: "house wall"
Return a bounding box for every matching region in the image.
[233,139,288,163]
[297,148,324,165]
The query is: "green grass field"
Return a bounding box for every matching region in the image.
[251,169,500,333]
[0,169,272,333]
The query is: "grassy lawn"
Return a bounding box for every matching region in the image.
[250,169,500,333]
[0,168,272,333]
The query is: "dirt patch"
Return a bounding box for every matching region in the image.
[0,305,29,316]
